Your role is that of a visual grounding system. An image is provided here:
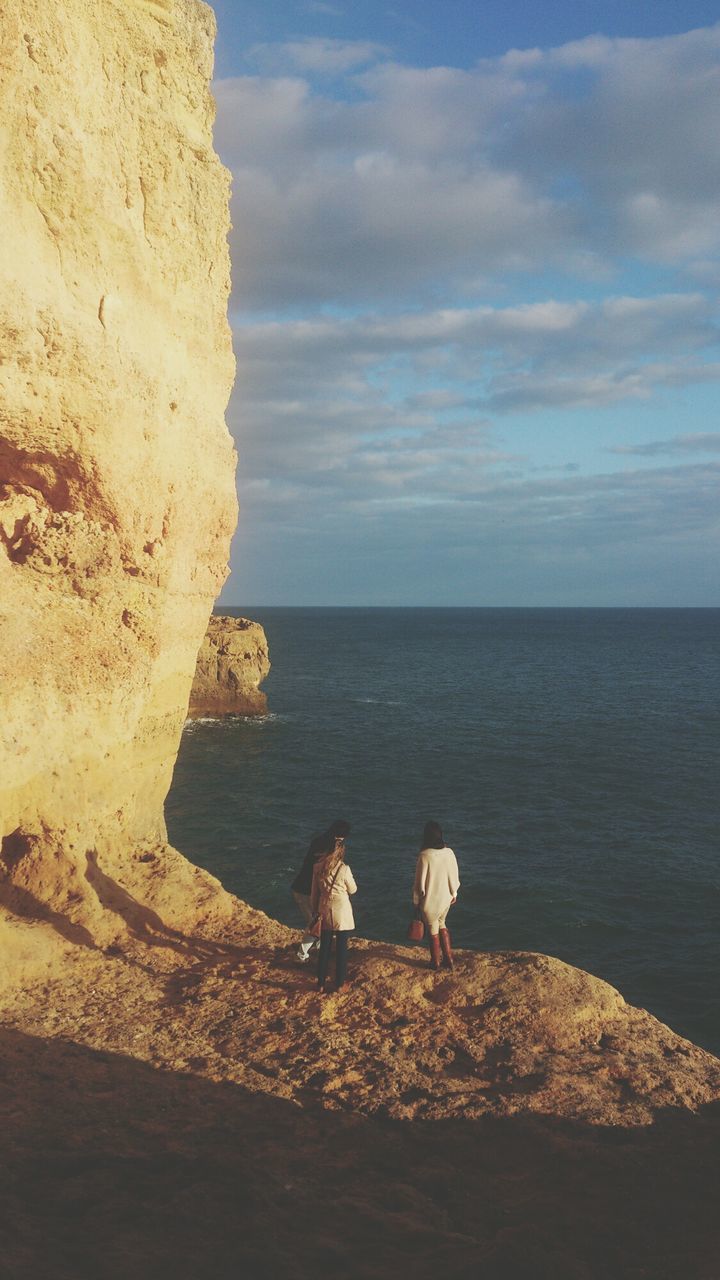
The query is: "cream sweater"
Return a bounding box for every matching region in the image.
[311,861,357,931]
[412,846,460,924]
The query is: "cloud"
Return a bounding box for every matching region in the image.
[215,25,720,309]
[609,433,720,457]
[245,37,388,75]
[226,290,720,591]
[486,359,720,413]
[502,27,720,260]
[214,26,720,604]
[226,447,720,604]
[233,294,720,419]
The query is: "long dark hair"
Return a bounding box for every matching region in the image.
[317,819,350,858]
[317,836,347,888]
[421,821,445,850]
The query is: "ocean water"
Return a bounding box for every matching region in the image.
[166,608,720,1056]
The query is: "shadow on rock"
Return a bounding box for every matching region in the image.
[0,871,98,951]
[84,851,243,963]
[0,1027,718,1280]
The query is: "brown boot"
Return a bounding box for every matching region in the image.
[439,927,454,971]
[429,934,442,971]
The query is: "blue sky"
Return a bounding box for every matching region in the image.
[212,0,720,605]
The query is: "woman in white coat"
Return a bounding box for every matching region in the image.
[311,835,357,992]
[412,821,460,970]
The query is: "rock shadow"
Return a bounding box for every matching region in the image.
[0,863,98,952]
[1,1025,719,1280]
[83,851,244,964]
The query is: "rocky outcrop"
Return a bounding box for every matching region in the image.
[188,615,270,717]
[0,0,237,956]
[1,913,719,1277]
[11,923,716,1129]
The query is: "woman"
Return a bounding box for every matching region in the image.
[292,819,351,964]
[311,834,357,993]
[412,821,460,971]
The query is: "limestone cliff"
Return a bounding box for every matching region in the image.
[0,0,237,956]
[189,615,270,717]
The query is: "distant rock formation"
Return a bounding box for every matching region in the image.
[189,616,270,717]
[0,0,238,961]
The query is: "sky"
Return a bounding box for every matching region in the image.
[211,0,720,606]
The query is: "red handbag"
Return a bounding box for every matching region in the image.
[407,910,425,943]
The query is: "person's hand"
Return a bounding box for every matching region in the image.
[451,896,457,905]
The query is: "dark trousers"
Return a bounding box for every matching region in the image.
[317,929,351,987]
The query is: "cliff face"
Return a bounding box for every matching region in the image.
[0,0,237,955]
[189,616,270,717]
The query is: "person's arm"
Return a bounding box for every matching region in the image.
[448,850,460,903]
[412,854,426,906]
[344,865,357,895]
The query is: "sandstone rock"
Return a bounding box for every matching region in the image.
[0,0,237,954]
[188,615,270,717]
[3,897,718,1131]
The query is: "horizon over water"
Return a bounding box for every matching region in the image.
[166,607,720,1056]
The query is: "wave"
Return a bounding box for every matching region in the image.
[183,712,287,731]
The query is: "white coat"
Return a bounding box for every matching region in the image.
[412,846,460,928]
[311,860,357,931]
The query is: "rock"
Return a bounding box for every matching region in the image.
[2,910,720,1278]
[0,0,237,956]
[188,615,270,717]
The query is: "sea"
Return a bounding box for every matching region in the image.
[166,608,720,1057]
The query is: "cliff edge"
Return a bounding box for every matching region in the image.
[1,910,719,1278]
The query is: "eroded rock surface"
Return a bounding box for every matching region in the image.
[189,615,270,717]
[1,910,719,1277]
[8,922,715,1129]
[0,0,237,958]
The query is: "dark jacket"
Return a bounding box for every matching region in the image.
[292,831,333,895]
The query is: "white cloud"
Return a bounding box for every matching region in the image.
[214,26,720,604]
[227,291,720,568]
[246,37,388,75]
[233,294,720,411]
[215,25,720,308]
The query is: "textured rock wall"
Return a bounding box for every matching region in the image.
[0,0,237,949]
[189,616,270,717]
